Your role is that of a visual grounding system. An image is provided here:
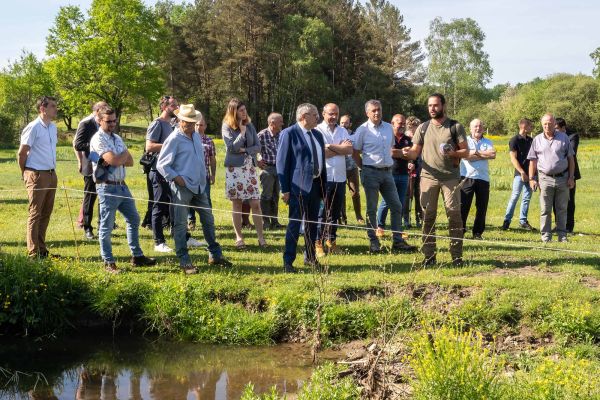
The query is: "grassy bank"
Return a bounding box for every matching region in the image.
[1,130,600,397]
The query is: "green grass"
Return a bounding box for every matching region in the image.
[2,129,600,397]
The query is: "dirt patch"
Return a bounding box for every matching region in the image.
[478,265,562,278]
[493,325,552,354]
[337,287,385,302]
[579,275,600,290]
[405,283,473,314]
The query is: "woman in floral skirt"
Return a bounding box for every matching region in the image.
[222,98,267,249]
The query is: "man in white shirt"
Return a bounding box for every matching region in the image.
[17,96,59,258]
[314,103,353,256]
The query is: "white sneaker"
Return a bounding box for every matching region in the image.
[154,243,173,253]
[187,237,206,248]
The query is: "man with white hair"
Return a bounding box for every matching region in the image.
[258,112,285,230]
[277,103,327,273]
[460,119,496,239]
[157,104,232,274]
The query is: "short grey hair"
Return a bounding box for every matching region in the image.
[296,103,318,122]
[267,112,282,124]
[364,99,382,113]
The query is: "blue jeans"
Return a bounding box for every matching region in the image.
[377,174,408,230]
[317,181,346,243]
[362,167,403,244]
[97,184,143,263]
[188,182,212,223]
[171,183,222,266]
[503,175,532,224]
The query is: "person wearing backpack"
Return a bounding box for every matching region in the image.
[402,93,469,266]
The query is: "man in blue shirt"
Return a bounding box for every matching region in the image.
[157,104,232,274]
[353,100,416,254]
[460,119,496,239]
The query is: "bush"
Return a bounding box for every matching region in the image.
[0,112,17,147]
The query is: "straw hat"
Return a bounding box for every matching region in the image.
[174,104,202,122]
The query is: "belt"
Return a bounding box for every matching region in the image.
[363,165,391,172]
[265,163,276,167]
[540,170,567,178]
[98,180,126,185]
[25,167,55,173]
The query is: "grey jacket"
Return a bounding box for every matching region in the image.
[222,122,261,167]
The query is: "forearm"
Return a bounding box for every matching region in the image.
[352,150,362,169]
[17,151,27,174]
[328,143,353,155]
[145,141,162,153]
[529,160,537,179]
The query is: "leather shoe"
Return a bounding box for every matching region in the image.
[422,255,436,267]
[519,221,535,231]
[104,262,120,274]
[392,241,417,252]
[283,264,297,273]
[84,229,95,240]
[131,255,157,266]
[452,257,464,267]
[208,257,233,267]
[369,240,381,253]
[181,264,198,274]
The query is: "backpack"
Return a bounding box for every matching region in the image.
[420,119,461,167]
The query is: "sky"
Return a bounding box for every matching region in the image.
[0,0,597,86]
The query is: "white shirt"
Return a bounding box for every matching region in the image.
[300,127,323,178]
[20,117,57,170]
[316,121,350,182]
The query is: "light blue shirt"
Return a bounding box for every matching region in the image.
[157,128,207,194]
[460,136,494,182]
[20,117,57,170]
[353,120,394,167]
[90,129,127,182]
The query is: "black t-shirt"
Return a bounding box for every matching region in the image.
[392,134,412,175]
[508,134,533,176]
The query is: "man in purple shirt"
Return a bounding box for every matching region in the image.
[528,113,575,243]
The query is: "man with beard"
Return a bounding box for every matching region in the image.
[403,93,468,266]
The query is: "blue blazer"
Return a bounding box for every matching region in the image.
[277,123,327,196]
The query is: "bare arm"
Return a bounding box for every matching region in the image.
[102,150,132,167]
[567,155,575,189]
[145,139,162,153]
[326,140,353,157]
[448,141,469,159]
[352,149,363,169]
[401,143,423,160]
[529,159,538,190]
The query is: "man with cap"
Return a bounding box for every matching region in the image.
[157,104,232,274]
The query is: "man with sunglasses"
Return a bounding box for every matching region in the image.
[90,106,156,273]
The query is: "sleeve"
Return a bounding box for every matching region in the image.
[455,123,467,144]
[258,130,267,155]
[352,126,364,150]
[94,135,111,157]
[276,130,291,193]
[509,136,517,151]
[156,136,177,181]
[209,138,216,158]
[566,137,574,157]
[526,138,538,160]
[412,124,425,146]
[73,119,90,152]
[222,123,246,152]
[245,124,261,155]
[20,122,36,147]
[146,120,161,142]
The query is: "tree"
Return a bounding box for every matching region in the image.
[46,0,168,127]
[0,51,54,129]
[591,47,600,79]
[425,17,493,116]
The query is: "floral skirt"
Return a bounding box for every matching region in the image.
[225,155,260,200]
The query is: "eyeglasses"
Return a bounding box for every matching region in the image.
[103,119,117,124]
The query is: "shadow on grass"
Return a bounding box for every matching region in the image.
[0,198,28,204]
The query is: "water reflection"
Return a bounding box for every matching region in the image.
[0,335,338,400]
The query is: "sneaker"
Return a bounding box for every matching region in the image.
[392,241,418,252]
[473,233,483,240]
[188,221,196,231]
[452,257,464,267]
[187,237,205,248]
[422,255,436,267]
[283,263,297,273]
[131,255,157,267]
[376,227,385,238]
[104,262,120,274]
[357,218,365,224]
[181,264,198,275]
[519,221,534,231]
[369,240,381,253]
[558,236,568,243]
[315,242,326,258]
[542,237,552,243]
[501,220,510,230]
[325,240,342,254]
[208,257,233,267]
[84,229,95,240]
[154,242,173,253]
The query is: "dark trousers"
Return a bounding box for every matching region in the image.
[283,179,323,266]
[81,175,97,231]
[149,170,171,244]
[259,165,280,227]
[404,175,422,226]
[342,167,363,223]
[317,181,346,243]
[567,185,576,232]
[142,172,154,227]
[460,177,490,236]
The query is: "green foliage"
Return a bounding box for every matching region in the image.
[591,47,600,79]
[0,111,17,147]
[410,322,503,400]
[298,362,361,399]
[241,384,281,400]
[454,288,522,334]
[544,299,600,345]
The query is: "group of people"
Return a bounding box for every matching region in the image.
[17,93,580,273]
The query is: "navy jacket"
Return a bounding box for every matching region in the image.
[276,123,327,196]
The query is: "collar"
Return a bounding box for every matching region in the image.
[37,116,50,129]
[367,120,382,129]
[98,128,114,136]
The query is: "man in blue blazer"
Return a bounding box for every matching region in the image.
[277,103,327,273]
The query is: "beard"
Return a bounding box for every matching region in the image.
[430,109,444,119]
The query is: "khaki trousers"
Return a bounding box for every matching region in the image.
[24,169,57,256]
[420,176,463,260]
